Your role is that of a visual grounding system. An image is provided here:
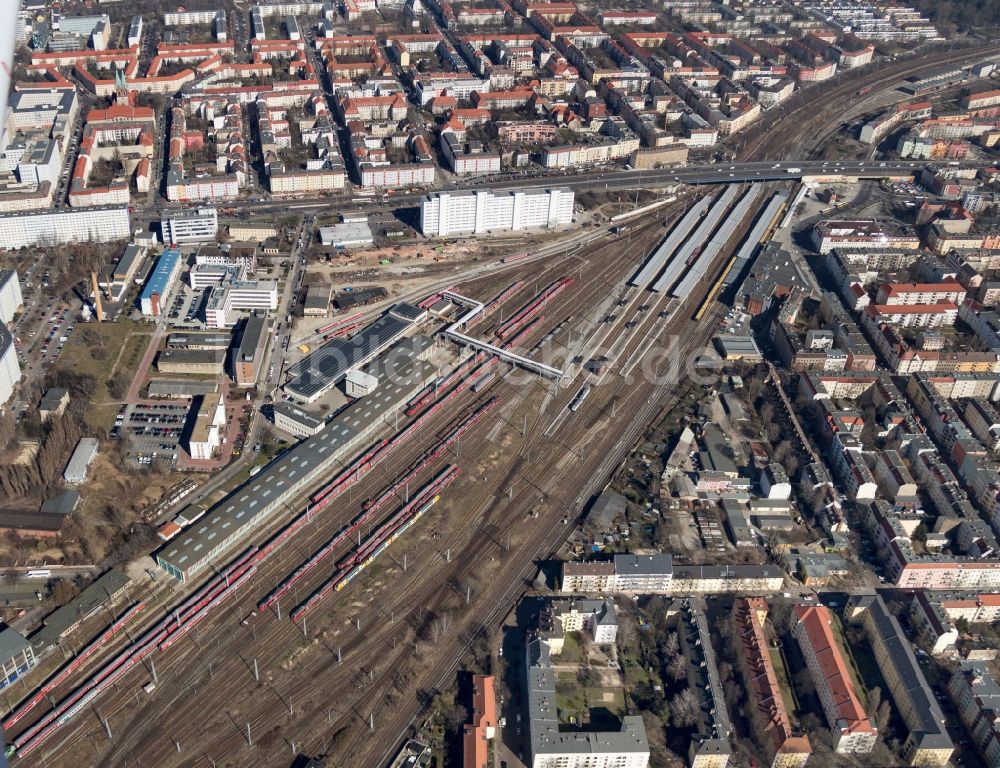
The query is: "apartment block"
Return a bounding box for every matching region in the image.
[733,598,811,768]
[937,593,1000,624]
[793,604,877,754]
[0,270,23,325]
[527,632,648,768]
[421,188,574,237]
[848,595,954,766]
[909,592,958,655]
[681,602,733,768]
[948,661,1000,768]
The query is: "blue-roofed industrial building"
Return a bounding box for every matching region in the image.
[139,248,182,317]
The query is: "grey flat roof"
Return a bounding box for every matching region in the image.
[304,283,331,310]
[63,438,98,483]
[157,349,226,366]
[319,221,373,246]
[613,553,673,576]
[389,302,425,323]
[0,512,67,533]
[273,401,324,430]
[285,308,419,400]
[39,388,68,410]
[158,338,436,577]
[166,332,232,349]
[526,636,648,758]
[236,315,268,360]
[0,629,30,665]
[113,244,144,279]
[40,489,80,517]
[147,379,220,397]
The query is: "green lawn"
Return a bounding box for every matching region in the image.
[771,646,801,717]
[555,680,624,725]
[56,321,152,430]
[556,683,587,723]
[831,614,869,708]
[553,632,582,663]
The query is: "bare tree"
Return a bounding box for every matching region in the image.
[667,654,688,682]
[670,687,701,728]
[663,631,680,658]
[428,613,451,645]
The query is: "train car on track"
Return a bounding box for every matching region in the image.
[569,385,591,412]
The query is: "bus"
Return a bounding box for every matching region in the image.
[26,569,51,579]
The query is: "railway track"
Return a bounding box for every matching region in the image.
[740,43,999,160]
[13,211,678,768]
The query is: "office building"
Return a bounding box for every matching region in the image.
[204,281,277,328]
[230,315,269,386]
[0,322,20,406]
[186,393,226,460]
[272,401,325,438]
[163,208,219,244]
[139,248,182,316]
[0,270,23,324]
[793,604,877,754]
[420,188,574,237]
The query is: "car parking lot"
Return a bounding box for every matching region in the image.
[120,403,188,464]
[165,285,205,328]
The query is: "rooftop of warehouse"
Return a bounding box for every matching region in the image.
[157,338,436,574]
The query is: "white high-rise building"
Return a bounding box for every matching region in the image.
[0,322,21,406]
[163,208,219,244]
[0,208,130,250]
[420,188,574,237]
[0,270,23,324]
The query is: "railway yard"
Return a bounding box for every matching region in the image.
[0,180,781,766]
[2,47,998,764]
